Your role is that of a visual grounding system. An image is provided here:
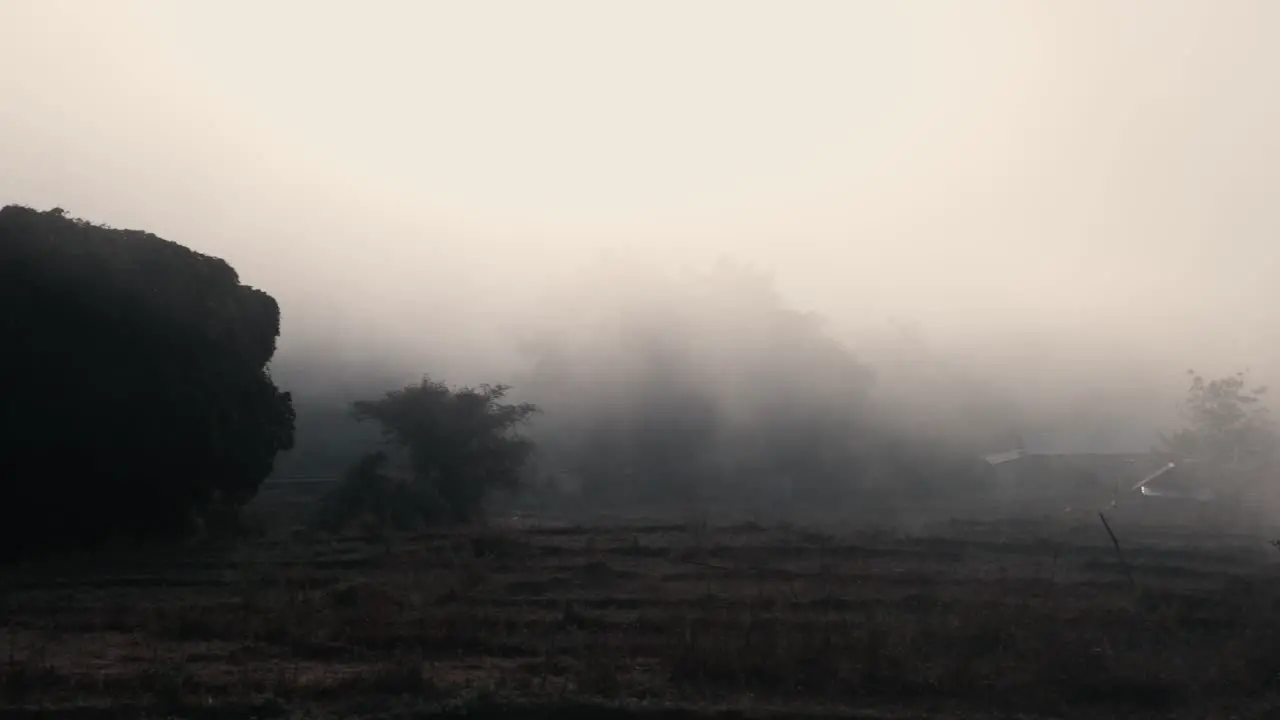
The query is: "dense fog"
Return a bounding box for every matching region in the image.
[4,1,1280,511]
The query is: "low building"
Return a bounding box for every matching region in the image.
[981,433,1175,515]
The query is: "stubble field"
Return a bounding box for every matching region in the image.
[4,484,1280,719]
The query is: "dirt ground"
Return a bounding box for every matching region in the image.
[4,492,1280,719]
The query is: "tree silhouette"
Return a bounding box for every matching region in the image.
[331,377,539,526]
[0,205,295,556]
[1160,370,1278,495]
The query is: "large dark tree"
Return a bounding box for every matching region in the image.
[0,205,295,556]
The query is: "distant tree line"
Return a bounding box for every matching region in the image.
[292,260,1000,527]
[511,260,990,513]
[0,206,295,557]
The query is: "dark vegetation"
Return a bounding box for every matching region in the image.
[0,205,294,556]
[317,379,539,532]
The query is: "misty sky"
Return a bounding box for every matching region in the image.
[3,1,1279,382]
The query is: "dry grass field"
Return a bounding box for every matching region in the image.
[4,484,1280,719]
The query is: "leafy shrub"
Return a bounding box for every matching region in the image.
[314,451,445,533]
[317,378,539,530]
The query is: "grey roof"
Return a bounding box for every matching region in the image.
[982,449,1028,465]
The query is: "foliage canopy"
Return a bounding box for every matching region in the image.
[0,205,295,556]
[319,377,539,530]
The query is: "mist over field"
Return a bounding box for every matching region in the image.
[5,0,1280,505]
[15,4,1280,716]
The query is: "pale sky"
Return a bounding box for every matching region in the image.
[2,0,1279,380]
